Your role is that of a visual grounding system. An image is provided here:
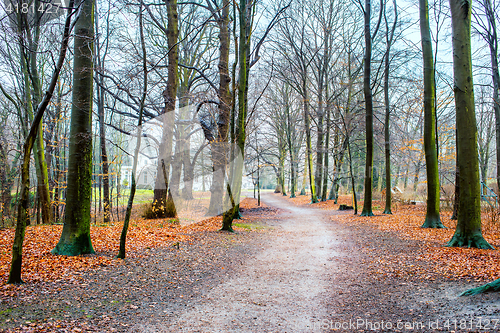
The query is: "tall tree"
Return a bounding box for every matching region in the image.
[151,0,179,218]
[207,0,232,215]
[420,0,444,227]
[118,0,148,259]
[52,0,96,256]
[15,0,53,225]
[221,0,253,231]
[383,0,397,214]
[477,0,500,192]
[361,0,382,216]
[447,0,492,249]
[95,0,111,223]
[9,0,76,283]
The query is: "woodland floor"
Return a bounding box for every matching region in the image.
[0,193,500,332]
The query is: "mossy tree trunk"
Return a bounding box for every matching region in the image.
[221,0,253,231]
[9,1,75,282]
[303,87,317,203]
[420,0,444,227]
[18,3,52,225]
[52,0,95,256]
[447,0,492,249]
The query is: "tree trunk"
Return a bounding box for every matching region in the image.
[95,4,110,224]
[303,86,317,203]
[451,150,459,220]
[361,0,374,216]
[207,0,231,214]
[447,0,492,249]
[322,105,330,202]
[17,10,52,226]
[10,0,75,282]
[315,99,324,201]
[152,0,179,218]
[285,93,296,198]
[222,0,252,231]
[118,0,147,259]
[420,0,443,227]
[301,153,308,195]
[52,0,95,256]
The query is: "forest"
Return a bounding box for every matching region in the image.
[1,0,500,330]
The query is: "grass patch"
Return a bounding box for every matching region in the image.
[234,222,265,230]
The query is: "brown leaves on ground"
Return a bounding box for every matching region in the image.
[287,193,500,282]
[0,198,264,286]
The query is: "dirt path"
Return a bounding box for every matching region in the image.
[153,193,338,332]
[3,193,500,332]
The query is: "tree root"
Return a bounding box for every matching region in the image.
[421,216,445,228]
[461,278,500,296]
[447,233,494,249]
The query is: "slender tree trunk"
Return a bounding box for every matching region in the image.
[303,86,317,203]
[383,75,391,212]
[207,0,231,214]
[383,0,397,214]
[279,139,287,196]
[27,2,52,225]
[420,0,443,227]
[95,5,110,224]
[285,95,296,198]
[447,0,492,249]
[482,0,500,193]
[451,145,459,220]
[315,98,324,200]
[361,0,374,216]
[222,0,252,231]
[9,1,75,282]
[118,0,147,259]
[322,106,330,202]
[347,135,357,215]
[301,153,308,195]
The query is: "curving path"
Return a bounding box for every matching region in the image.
[161,192,338,332]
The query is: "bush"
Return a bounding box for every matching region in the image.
[141,199,177,219]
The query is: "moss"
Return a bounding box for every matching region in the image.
[51,233,94,256]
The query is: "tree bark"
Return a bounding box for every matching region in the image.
[52,0,95,256]
[303,86,317,203]
[420,0,443,227]
[152,0,179,218]
[361,0,374,216]
[222,0,252,231]
[118,0,147,259]
[95,2,110,223]
[447,0,492,249]
[10,0,75,282]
